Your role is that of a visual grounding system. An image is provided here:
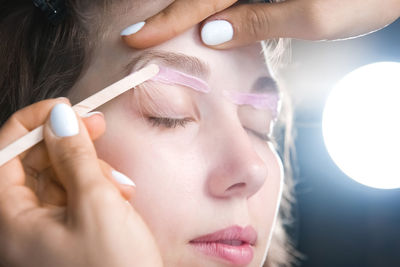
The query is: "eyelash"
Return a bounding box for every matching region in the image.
[147,117,273,142]
[245,128,272,142]
[147,117,193,128]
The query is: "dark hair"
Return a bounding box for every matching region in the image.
[0,0,92,126]
[0,1,297,267]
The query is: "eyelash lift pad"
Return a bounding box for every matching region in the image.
[224,91,280,118]
[0,64,160,167]
[150,66,280,118]
[150,66,211,93]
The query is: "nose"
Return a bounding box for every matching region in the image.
[206,121,268,199]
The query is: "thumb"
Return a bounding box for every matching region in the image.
[121,0,237,49]
[43,103,133,224]
[200,2,297,49]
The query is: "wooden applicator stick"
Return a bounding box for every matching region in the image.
[0,64,160,167]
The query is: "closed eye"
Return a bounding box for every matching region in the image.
[244,127,272,142]
[147,117,194,128]
[146,116,274,145]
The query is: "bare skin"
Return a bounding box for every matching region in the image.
[122,0,400,49]
[0,99,162,267]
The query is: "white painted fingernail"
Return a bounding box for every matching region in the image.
[50,103,79,137]
[121,21,146,36]
[81,111,103,118]
[112,170,136,187]
[201,20,234,46]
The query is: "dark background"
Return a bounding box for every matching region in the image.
[281,18,400,267]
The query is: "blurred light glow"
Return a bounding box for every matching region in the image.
[322,62,400,189]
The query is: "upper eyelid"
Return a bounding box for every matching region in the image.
[133,82,187,117]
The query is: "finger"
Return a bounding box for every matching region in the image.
[24,111,130,208]
[0,183,40,237]
[42,103,133,224]
[121,0,237,49]
[0,99,69,227]
[21,111,106,178]
[34,159,135,207]
[43,103,110,198]
[98,160,136,201]
[36,167,67,206]
[0,98,70,152]
[0,98,69,191]
[22,111,106,202]
[81,112,106,140]
[201,0,400,49]
[200,2,295,49]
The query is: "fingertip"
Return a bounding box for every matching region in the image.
[98,160,136,202]
[120,21,146,37]
[110,169,136,201]
[121,24,169,49]
[48,103,80,138]
[121,185,136,202]
[43,102,93,154]
[120,21,153,49]
[200,19,234,47]
[199,6,242,49]
[111,170,136,188]
[121,34,142,49]
[81,111,104,119]
[56,97,71,105]
[120,0,204,49]
[120,18,162,49]
[81,112,106,141]
[200,3,286,49]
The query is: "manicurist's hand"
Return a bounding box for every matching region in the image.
[0,99,162,267]
[121,0,400,49]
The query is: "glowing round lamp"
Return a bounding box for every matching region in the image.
[322,62,400,189]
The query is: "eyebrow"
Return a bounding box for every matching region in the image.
[124,50,210,80]
[124,50,279,94]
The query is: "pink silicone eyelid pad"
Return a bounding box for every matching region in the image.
[150,66,280,118]
[224,91,280,118]
[150,65,211,93]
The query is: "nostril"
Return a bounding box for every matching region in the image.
[226,182,246,192]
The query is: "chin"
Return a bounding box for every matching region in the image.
[161,245,265,267]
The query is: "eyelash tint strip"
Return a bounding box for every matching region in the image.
[150,66,211,93]
[224,91,280,118]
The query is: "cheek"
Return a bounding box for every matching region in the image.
[94,93,283,265]
[95,113,203,206]
[94,102,208,249]
[249,143,283,249]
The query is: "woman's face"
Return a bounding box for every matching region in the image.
[69,2,283,266]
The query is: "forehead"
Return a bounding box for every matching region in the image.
[71,0,272,103]
[115,0,269,74]
[106,0,270,82]
[151,28,267,67]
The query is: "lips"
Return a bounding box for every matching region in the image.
[189,225,257,266]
